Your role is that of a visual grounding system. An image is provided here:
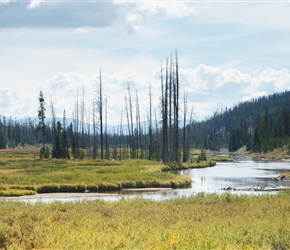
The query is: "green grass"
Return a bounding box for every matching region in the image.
[0,191,290,249]
[0,149,191,195]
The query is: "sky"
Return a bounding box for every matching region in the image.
[1,0,290,125]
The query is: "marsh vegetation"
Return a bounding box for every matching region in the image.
[0,191,290,249]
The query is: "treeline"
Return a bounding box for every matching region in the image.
[0,52,195,163]
[251,108,290,152]
[190,90,290,152]
[2,56,290,156]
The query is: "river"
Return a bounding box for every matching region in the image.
[5,156,290,203]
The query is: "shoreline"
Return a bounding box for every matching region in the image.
[0,188,173,201]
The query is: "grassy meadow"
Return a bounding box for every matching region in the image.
[0,148,290,249]
[0,148,194,195]
[0,191,290,249]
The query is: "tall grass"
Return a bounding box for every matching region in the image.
[0,150,191,195]
[0,191,289,249]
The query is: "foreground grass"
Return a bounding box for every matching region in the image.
[0,149,192,194]
[0,191,290,249]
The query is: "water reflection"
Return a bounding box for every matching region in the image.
[7,158,290,203]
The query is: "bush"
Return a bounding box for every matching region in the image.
[59,185,77,193]
[121,181,136,189]
[97,183,120,192]
[0,189,37,196]
[37,184,60,193]
[86,185,98,192]
[136,180,147,188]
[76,184,86,192]
[11,185,36,191]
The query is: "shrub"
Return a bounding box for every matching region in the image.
[98,183,107,191]
[37,184,60,193]
[59,185,77,193]
[86,185,98,192]
[11,185,36,191]
[0,189,37,196]
[121,181,136,189]
[136,180,147,188]
[76,185,86,192]
[106,183,121,191]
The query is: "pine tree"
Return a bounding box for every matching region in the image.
[37,91,47,158]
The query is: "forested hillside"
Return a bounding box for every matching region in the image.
[192,90,290,152]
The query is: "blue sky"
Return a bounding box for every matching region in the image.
[1,1,290,125]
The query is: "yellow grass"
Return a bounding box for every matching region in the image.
[0,191,289,249]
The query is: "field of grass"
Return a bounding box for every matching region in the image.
[0,191,289,249]
[0,148,193,195]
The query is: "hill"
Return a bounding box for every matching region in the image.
[191,90,290,152]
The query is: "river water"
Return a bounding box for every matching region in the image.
[7,156,290,203]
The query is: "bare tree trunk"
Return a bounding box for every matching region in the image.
[86,103,91,158]
[105,98,109,159]
[124,96,131,158]
[72,90,80,159]
[138,96,143,159]
[148,83,153,160]
[135,90,140,159]
[92,98,97,159]
[182,92,187,162]
[119,110,123,160]
[188,106,194,161]
[127,84,135,159]
[98,68,104,159]
[174,50,180,163]
[169,56,173,162]
[81,86,85,149]
[161,60,169,163]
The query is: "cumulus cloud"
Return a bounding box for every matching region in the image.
[38,70,152,124]
[121,1,197,34]
[176,65,290,119]
[2,65,290,123]
[0,89,18,108]
[0,88,35,119]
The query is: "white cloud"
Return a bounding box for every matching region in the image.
[120,2,197,34]
[0,88,35,119]
[27,0,44,10]
[0,89,18,108]
[69,28,88,35]
[1,65,290,124]
[176,65,290,120]
[136,2,197,19]
[196,2,290,30]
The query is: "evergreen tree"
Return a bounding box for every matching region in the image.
[0,118,7,149]
[52,121,62,159]
[36,91,47,158]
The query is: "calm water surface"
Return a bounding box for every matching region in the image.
[14,156,290,203]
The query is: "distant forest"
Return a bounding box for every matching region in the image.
[1,57,290,161]
[193,90,290,152]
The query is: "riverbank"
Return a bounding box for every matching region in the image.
[0,148,194,196]
[0,188,174,201]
